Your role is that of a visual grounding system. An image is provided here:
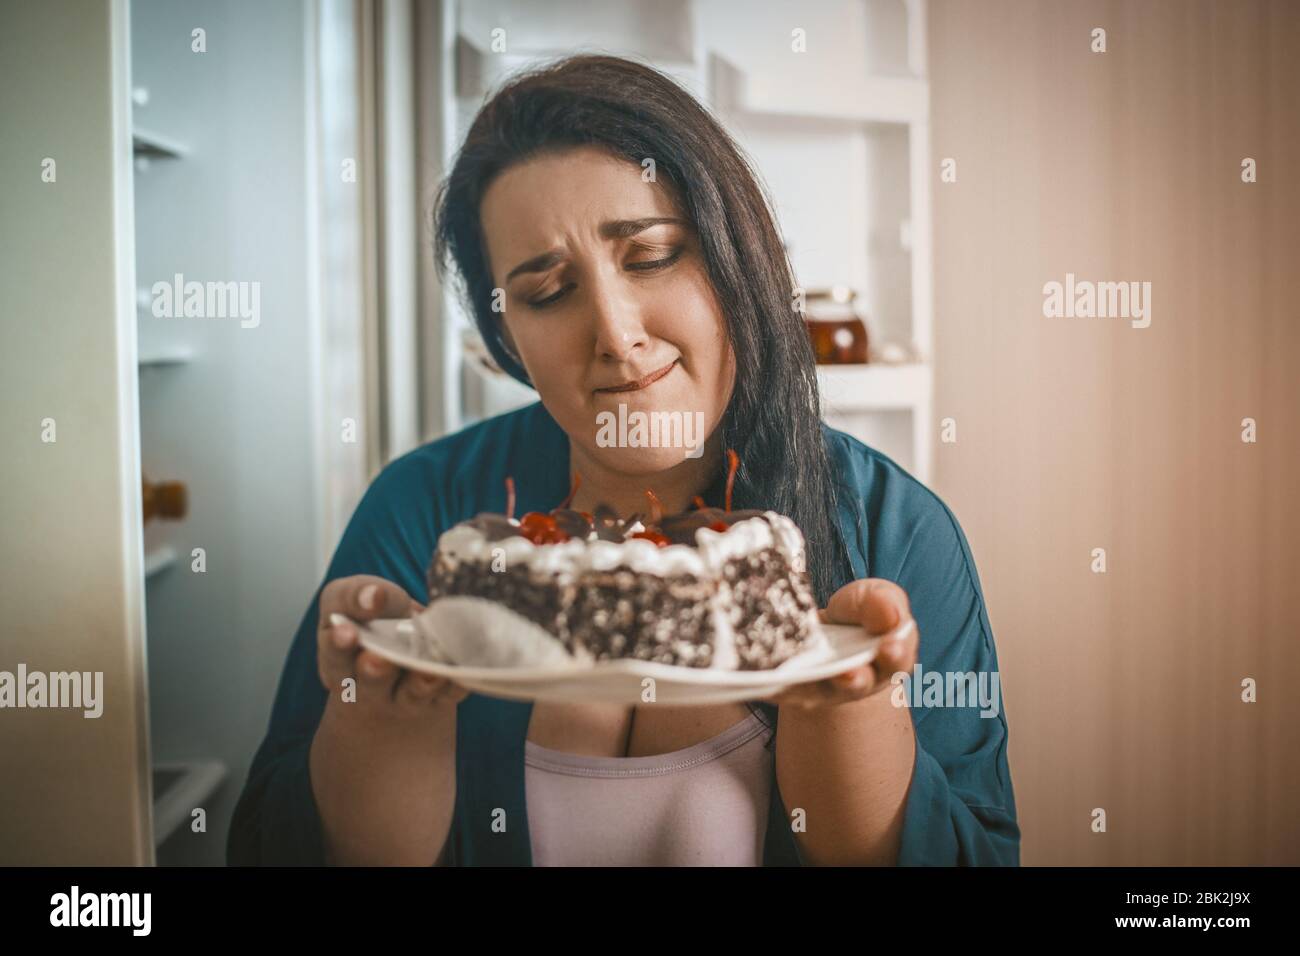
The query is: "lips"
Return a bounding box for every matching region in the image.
[595,359,678,393]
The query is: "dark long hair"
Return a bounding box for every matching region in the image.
[432,54,855,653]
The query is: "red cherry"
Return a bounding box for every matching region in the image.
[708,521,728,532]
[631,530,670,548]
[519,511,567,544]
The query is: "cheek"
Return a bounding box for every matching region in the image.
[696,313,735,415]
[661,283,731,390]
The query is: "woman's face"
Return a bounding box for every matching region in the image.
[479,145,735,476]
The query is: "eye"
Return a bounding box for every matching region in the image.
[526,283,574,310]
[524,246,685,310]
[626,247,684,272]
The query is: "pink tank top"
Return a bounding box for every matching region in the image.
[524,712,776,866]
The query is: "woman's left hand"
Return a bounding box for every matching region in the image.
[755,578,919,710]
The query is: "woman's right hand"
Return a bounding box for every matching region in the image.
[311,575,465,865]
[316,574,469,714]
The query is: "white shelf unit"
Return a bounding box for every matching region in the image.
[453,0,704,99]
[455,39,705,104]
[818,362,931,410]
[817,362,933,479]
[445,0,933,483]
[706,0,933,482]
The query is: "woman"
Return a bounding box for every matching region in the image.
[228,55,1018,867]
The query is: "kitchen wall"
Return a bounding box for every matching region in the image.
[929,0,1300,864]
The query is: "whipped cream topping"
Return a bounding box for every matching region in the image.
[435,511,802,578]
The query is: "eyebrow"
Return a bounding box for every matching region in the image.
[503,217,687,283]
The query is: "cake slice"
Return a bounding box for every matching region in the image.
[424,457,827,671]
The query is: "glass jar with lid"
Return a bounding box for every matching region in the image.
[802,286,869,365]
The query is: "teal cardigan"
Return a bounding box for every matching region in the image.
[227,402,1020,866]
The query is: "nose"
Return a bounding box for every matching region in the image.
[587,269,649,364]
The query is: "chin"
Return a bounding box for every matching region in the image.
[584,441,705,477]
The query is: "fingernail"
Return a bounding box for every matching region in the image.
[886,619,916,643]
[328,613,354,645]
[359,585,378,610]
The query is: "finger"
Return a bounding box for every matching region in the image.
[826,579,911,635]
[318,614,360,690]
[396,670,446,707]
[354,648,399,693]
[336,575,420,622]
[832,665,874,691]
[769,682,826,710]
[397,671,471,709]
[872,617,919,678]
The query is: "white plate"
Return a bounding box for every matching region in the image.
[350,606,889,705]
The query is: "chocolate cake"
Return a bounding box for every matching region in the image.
[424,453,828,671]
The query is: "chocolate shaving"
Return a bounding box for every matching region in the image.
[658,512,713,545]
[592,503,624,541]
[551,508,592,539]
[720,508,766,525]
[467,512,525,542]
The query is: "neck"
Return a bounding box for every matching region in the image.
[566,436,724,518]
